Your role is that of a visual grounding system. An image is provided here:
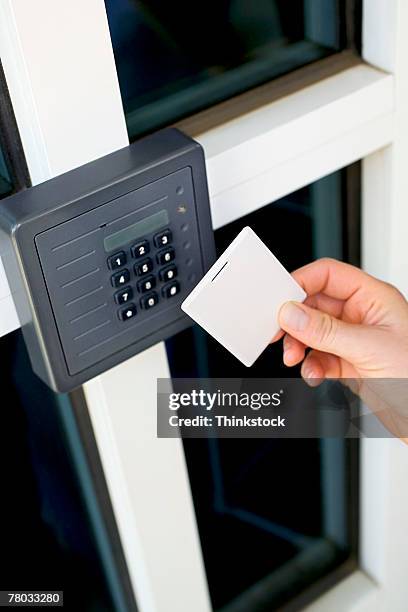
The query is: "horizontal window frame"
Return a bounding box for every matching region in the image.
[0,63,394,338]
[174,51,361,138]
[195,63,393,230]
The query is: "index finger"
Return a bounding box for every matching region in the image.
[291,258,376,300]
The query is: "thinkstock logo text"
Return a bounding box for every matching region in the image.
[168,414,286,428]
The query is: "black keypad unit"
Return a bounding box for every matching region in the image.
[106,224,188,323]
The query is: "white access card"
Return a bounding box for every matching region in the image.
[181,226,306,366]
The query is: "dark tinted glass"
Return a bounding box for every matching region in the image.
[0,331,132,611]
[0,144,13,198]
[106,0,361,139]
[166,166,360,610]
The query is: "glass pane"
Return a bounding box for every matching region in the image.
[106,0,361,139]
[0,144,13,198]
[166,166,360,610]
[0,330,131,610]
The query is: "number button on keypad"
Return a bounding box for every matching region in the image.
[111,269,130,287]
[159,264,177,282]
[137,274,156,293]
[118,303,137,321]
[140,292,159,310]
[154,229,172,248]
[131,240,150,259]
[107,251,127,270]
[114,286,133,305]
[135,257,153,276]
[162,281,180,298]
[157,247,175,266]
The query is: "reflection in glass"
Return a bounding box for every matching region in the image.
[166,167,359,610]
[0,144,13,198]
[0,331,128,610]
[105,0,359,138]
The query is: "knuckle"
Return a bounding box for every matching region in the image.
[319,257,336,265]
[311,312,337,348]
[384,282,405,302]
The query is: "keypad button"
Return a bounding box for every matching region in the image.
[159,264,177,282]
[162,281,180,299]
[131,240,150,259]
[140,291,159,310]
[154,229,172,248]
[111,269,130,287]
[157,247,175,266]
[137,274,156,293]
[114,286,133,305]
[134,257,153,276]
[107,251,127,270]
[118,303,137,321]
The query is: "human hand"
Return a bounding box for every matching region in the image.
[276,258,408,380]
[273,258,408,438]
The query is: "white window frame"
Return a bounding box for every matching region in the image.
[0,1,407,610]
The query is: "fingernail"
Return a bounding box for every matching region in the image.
[302,362,323,387]
[303,366,316,379]
[304,374,321,388]
[302,367,320,387]
[280,302,309,331]
[283,349,294,366]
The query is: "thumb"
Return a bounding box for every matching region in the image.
[278,301,367,364]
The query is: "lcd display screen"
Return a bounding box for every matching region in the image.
[104,209,169,252]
